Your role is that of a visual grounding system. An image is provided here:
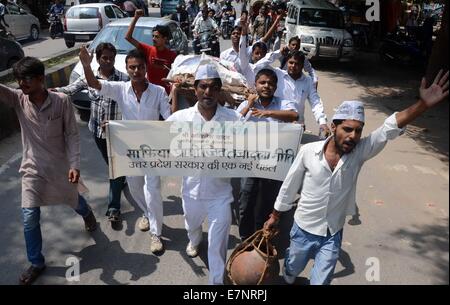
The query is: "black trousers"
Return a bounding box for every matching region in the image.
[238,177,283,240]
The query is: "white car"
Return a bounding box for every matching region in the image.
[63,2,127,48]
[3,0,40,41]
[285,0,354,61]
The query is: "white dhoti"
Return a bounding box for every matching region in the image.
[182,196,232,285]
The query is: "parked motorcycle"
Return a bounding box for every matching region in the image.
[221,13,234,39]
[48,13,64,39]
[379,29,426,68]
[195,31,220,57]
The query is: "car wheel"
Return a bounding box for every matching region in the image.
[30,25,39,41]
[65,40,75,48]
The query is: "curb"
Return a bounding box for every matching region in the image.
[0,47,80,83]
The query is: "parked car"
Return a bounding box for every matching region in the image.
[2,0,40,41]
[68,17,189,112]
[285,0,354,61]
[63,3,127,48]
[0,30,24,72]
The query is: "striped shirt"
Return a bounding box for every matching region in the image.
[57,69,128,138]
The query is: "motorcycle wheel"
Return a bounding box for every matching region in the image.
[50,26,56,39]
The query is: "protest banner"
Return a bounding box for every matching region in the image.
[107,121,303,181]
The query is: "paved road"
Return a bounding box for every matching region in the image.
[0,3,448,286]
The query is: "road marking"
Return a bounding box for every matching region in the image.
[0,153,22,176]
[412,165,438,176]
[387,164,409,172]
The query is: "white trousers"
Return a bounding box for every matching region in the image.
[182,196,232,285]
[126,175,163,236]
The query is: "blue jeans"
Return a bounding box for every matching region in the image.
[22,195,90,267]
[94,135,125,214]
[284,222,343,285]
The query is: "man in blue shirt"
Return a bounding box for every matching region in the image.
[49,0,64,16]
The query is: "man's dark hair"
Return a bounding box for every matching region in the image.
[286,50,305,62]
[232,25,242,33]
[255,68,278,84]
[95,42,117,59]
[13,57,45,79]
[289,36,300,45]
[332,119,344,126]
[125,48,146,65]
[333,119,365,127]
[194,78,223,89]
[153,25,171,39]
[252,41,268,54]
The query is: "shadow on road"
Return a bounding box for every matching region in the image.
[390,217,449,284]
[313,51,449,161]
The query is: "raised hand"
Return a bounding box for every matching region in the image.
[419,70,449,108]
[135,9,144,18]
[79,45,93,67]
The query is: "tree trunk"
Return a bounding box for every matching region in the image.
[425,3,448,86]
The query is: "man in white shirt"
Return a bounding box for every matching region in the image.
[264,70,449,285]
[277,36,318,86]
[166,64,242,285]
[236,14,285,88]
[79,46,172,254]
[269,50,330,136]
[219,25,241,65]
[192,6,220,54]
[236,68,298,241]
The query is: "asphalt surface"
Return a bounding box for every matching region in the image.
[0,2,448,286]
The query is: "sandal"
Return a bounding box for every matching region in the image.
[19,265,46,285]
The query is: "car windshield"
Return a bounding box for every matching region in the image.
[299,9,344,29]
[89,26,154,54]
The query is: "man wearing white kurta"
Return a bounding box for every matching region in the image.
[166,64,242,285]
[264,69,449,284]
[80,47,172,253]
[268,50,331,137]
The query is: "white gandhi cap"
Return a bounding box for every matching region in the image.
[332,100,365,123]
[195,64,221,81]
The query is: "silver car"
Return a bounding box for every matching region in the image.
[63,3,128,48]
[3,0,40,41]
[68,17,189,112]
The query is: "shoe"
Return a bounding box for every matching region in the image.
[19,265,46,285]
[108,210,121,230]
[150,234,164,253]
[282,263,296,285]
[108,210,121,222]
[83,209,97,232]
[186,242,199,258]
[138,216,150,232]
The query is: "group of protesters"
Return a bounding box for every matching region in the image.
[0,1,449,286]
